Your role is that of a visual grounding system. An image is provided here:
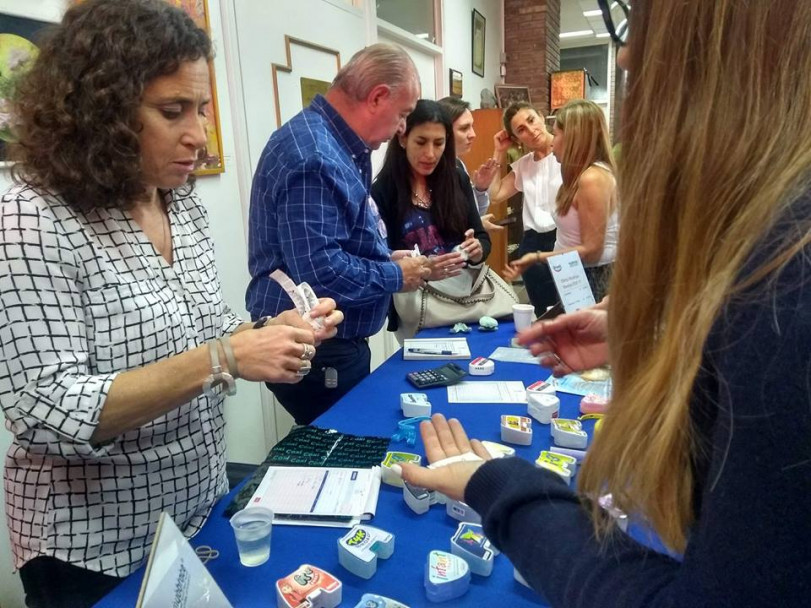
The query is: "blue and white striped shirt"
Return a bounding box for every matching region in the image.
[246,95,402,339]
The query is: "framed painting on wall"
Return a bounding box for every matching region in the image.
[471,9,485,77]
[166,0,224,175]
[550,69,587,111]
[494,84,531,109]
[69,0,225,174]
[449,69,463,98]
[0,13,51,164]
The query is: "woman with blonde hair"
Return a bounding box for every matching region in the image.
[394,1,811,606]
[504,99,618,302]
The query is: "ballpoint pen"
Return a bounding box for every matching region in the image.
[407,348,453,355]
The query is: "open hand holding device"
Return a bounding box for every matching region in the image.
[393,414,490,502]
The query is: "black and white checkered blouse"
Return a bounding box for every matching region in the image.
[0,183,241,576]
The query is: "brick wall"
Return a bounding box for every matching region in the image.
[503,0,561,116]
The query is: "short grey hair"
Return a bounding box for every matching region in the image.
[331,42,419,101]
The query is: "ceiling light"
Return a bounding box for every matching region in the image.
[583,9,602,17]
[560,30,594,38]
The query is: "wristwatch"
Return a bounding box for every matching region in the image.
[203,340,236,397]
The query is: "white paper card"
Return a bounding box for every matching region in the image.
[447,381,527,403]
[488,346,541,365]
[548,250,596,312]
[248,467,381,527]
[136,512,232,608]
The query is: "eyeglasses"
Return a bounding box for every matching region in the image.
[597,0,630,47]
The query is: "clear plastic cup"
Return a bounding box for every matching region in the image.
[229,506,273,567]
[512,303,535,332]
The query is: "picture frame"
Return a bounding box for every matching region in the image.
[449,69,463,98]
[166,0,224,175]
[0,12,53,166]
[550,69,587,111]
[471,9,486,77]
[494,84,532,109]
[68,0,225,175]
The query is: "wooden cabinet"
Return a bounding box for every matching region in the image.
[460,108,523,279]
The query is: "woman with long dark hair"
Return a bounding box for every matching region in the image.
[372,100,490,281]
[371,99,491,335]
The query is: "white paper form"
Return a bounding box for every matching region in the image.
[447,381,527,403]
[402,337,471,360]
[248,467,381,527]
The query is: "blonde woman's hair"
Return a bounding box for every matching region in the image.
[554,99,615,215]
[578,0,811,552]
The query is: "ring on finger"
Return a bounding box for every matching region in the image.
[300,343,314,361]
[297,359,312,377]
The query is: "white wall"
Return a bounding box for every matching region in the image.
[441,0,503,107]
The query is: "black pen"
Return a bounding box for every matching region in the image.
[408,348,453,355]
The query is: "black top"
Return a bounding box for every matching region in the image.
[371,167,491,260]
[371,167,492,331]
[466,190,811,607]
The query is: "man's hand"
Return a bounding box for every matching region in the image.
[396,414,490,502]
[516,307,609,376]
[397,255,431,291]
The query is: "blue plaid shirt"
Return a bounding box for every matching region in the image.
[246,95,402,339]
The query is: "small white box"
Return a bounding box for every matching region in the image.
[551,419,588,449]
[468,357,495,376]
[400,393,431,418]
[500,415,533,446]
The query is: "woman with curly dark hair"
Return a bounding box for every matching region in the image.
[0,2,342,606]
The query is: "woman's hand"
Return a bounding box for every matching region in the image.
[516,307,609,376]
[480,214,505,233]
[502,251,545,281]
[269,299,343,344]
[230,324,316,384]
[307,298,343,343]
[459,229,484,264]
[493,129,513,155]
[396,414,490,502]
[472,158,500,191]
[427,252,466,281]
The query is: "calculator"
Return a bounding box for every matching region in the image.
[407,362,467,389]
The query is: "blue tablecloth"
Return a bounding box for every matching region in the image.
[96,323,596,607]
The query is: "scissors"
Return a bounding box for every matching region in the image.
[194,545,220,564]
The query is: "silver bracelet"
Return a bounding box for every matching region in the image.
[202,340,236,397]
[219,336,239,380]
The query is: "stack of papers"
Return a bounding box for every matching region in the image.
[248,466,381,528]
